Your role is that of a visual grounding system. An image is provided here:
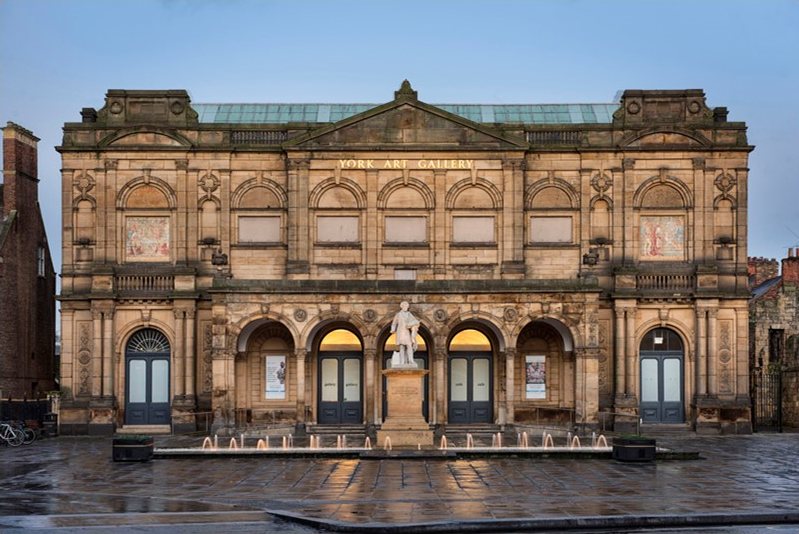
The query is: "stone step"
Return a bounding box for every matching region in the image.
[117,425,171,435]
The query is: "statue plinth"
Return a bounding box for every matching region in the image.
[377,368,433,449]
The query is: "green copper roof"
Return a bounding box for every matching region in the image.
[193,103,618,125]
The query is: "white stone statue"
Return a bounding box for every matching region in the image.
[390,301,420,368]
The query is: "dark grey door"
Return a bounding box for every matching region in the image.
[383,352,428,421]
[318,352,362,424]
[125,329,171,426]
[640,329,684,423]
[125,356,170,425]
[448,353,492,424]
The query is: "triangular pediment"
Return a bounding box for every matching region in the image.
[286,96,527,150]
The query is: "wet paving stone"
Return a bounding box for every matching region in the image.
[1,433,798,529]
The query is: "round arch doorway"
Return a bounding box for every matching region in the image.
[448,328,493,424]
[125,328,171,426]
[317,328,363,425]
[640,328,685,423]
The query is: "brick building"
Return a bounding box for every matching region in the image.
[0,122,57,398]
[58,83,753,435]
[749,250,799,427]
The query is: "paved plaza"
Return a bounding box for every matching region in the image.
[1,432,798,532]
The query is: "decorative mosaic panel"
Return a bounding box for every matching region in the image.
[125,216,170,261]
[639,216,684,259]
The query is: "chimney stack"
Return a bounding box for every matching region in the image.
[2,122,40,215]
[783,249,799,285]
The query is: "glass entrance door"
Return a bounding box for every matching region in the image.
[448,353,492,424]
[640,329,684,423]
[318,353,362,424]
[126,356,170,425]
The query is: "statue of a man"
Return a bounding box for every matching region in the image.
[391,301,420,367]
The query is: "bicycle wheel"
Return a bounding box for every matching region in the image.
[5,429,23,447]
[22,428,35,445]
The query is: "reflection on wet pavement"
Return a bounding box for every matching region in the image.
[0,433,797,527]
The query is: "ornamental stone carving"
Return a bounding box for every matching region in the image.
[294,308,308,322]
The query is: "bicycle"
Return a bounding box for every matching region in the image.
[0,421,24,447]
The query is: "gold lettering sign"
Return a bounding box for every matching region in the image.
[338,159,473,170]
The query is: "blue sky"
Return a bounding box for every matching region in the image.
[1,0,798,276]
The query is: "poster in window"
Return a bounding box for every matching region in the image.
[525,355,546,399]
[265,355,286,399]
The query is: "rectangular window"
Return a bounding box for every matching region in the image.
[238,216,281,243]
[36,247,46,277]
[317,216,359,243]
[385,216,427,243]
[529,216,572,244]
[452,216,495,243]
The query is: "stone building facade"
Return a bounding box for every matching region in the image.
[58,83,752,435]
[0,122,57,398]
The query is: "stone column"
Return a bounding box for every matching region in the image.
[185,310,196,399]
[707,308,718,396]
[625,307,636,397]
[434,347,447,424]
[695,308,707,397]
[102,310,114,398]
[433,170,447,277]
[365,170,378,277]
[574,348,600,425]
[364,347,377,426]
[286,157,310,274]
[173,309,185,398]
[211,349,235,433]
[295,348,307,424]
[505,347,516,424]
[92,309,102,397]
[501,159,525,275]
[614,308,626,398]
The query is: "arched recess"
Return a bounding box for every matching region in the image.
[446,178,502,246]
[123,327,172,426]
[309,177,366,209]
[639,327,686,423]
[312,323,365,425]
[524,178,579,209]
[379,178,434,246]
[514,319,575,423]
[74,198,96,243]
[446,177,502,209]
[231,177,287,209]
[99,128,193,148]
[118,177,176,263]
[446,319,504,424]
[231,178,287,246]
[590,198,612,242]
[619,127,712,148]
[377,177,435,209]
[117,176,177,209]
[633,176,693,209]
[634,176,692,262]
[526,179,580,246]
[235,321,296,423]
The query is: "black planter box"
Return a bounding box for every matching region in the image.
[112,436,154,462]
[612,437,656,462]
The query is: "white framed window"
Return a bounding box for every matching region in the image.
[37,246,46,277]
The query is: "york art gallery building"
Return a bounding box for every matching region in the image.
[57,82,753,435]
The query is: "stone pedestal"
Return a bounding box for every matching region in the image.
[377,368,433,449]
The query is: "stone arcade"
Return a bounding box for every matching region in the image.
[57,82,753,435]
